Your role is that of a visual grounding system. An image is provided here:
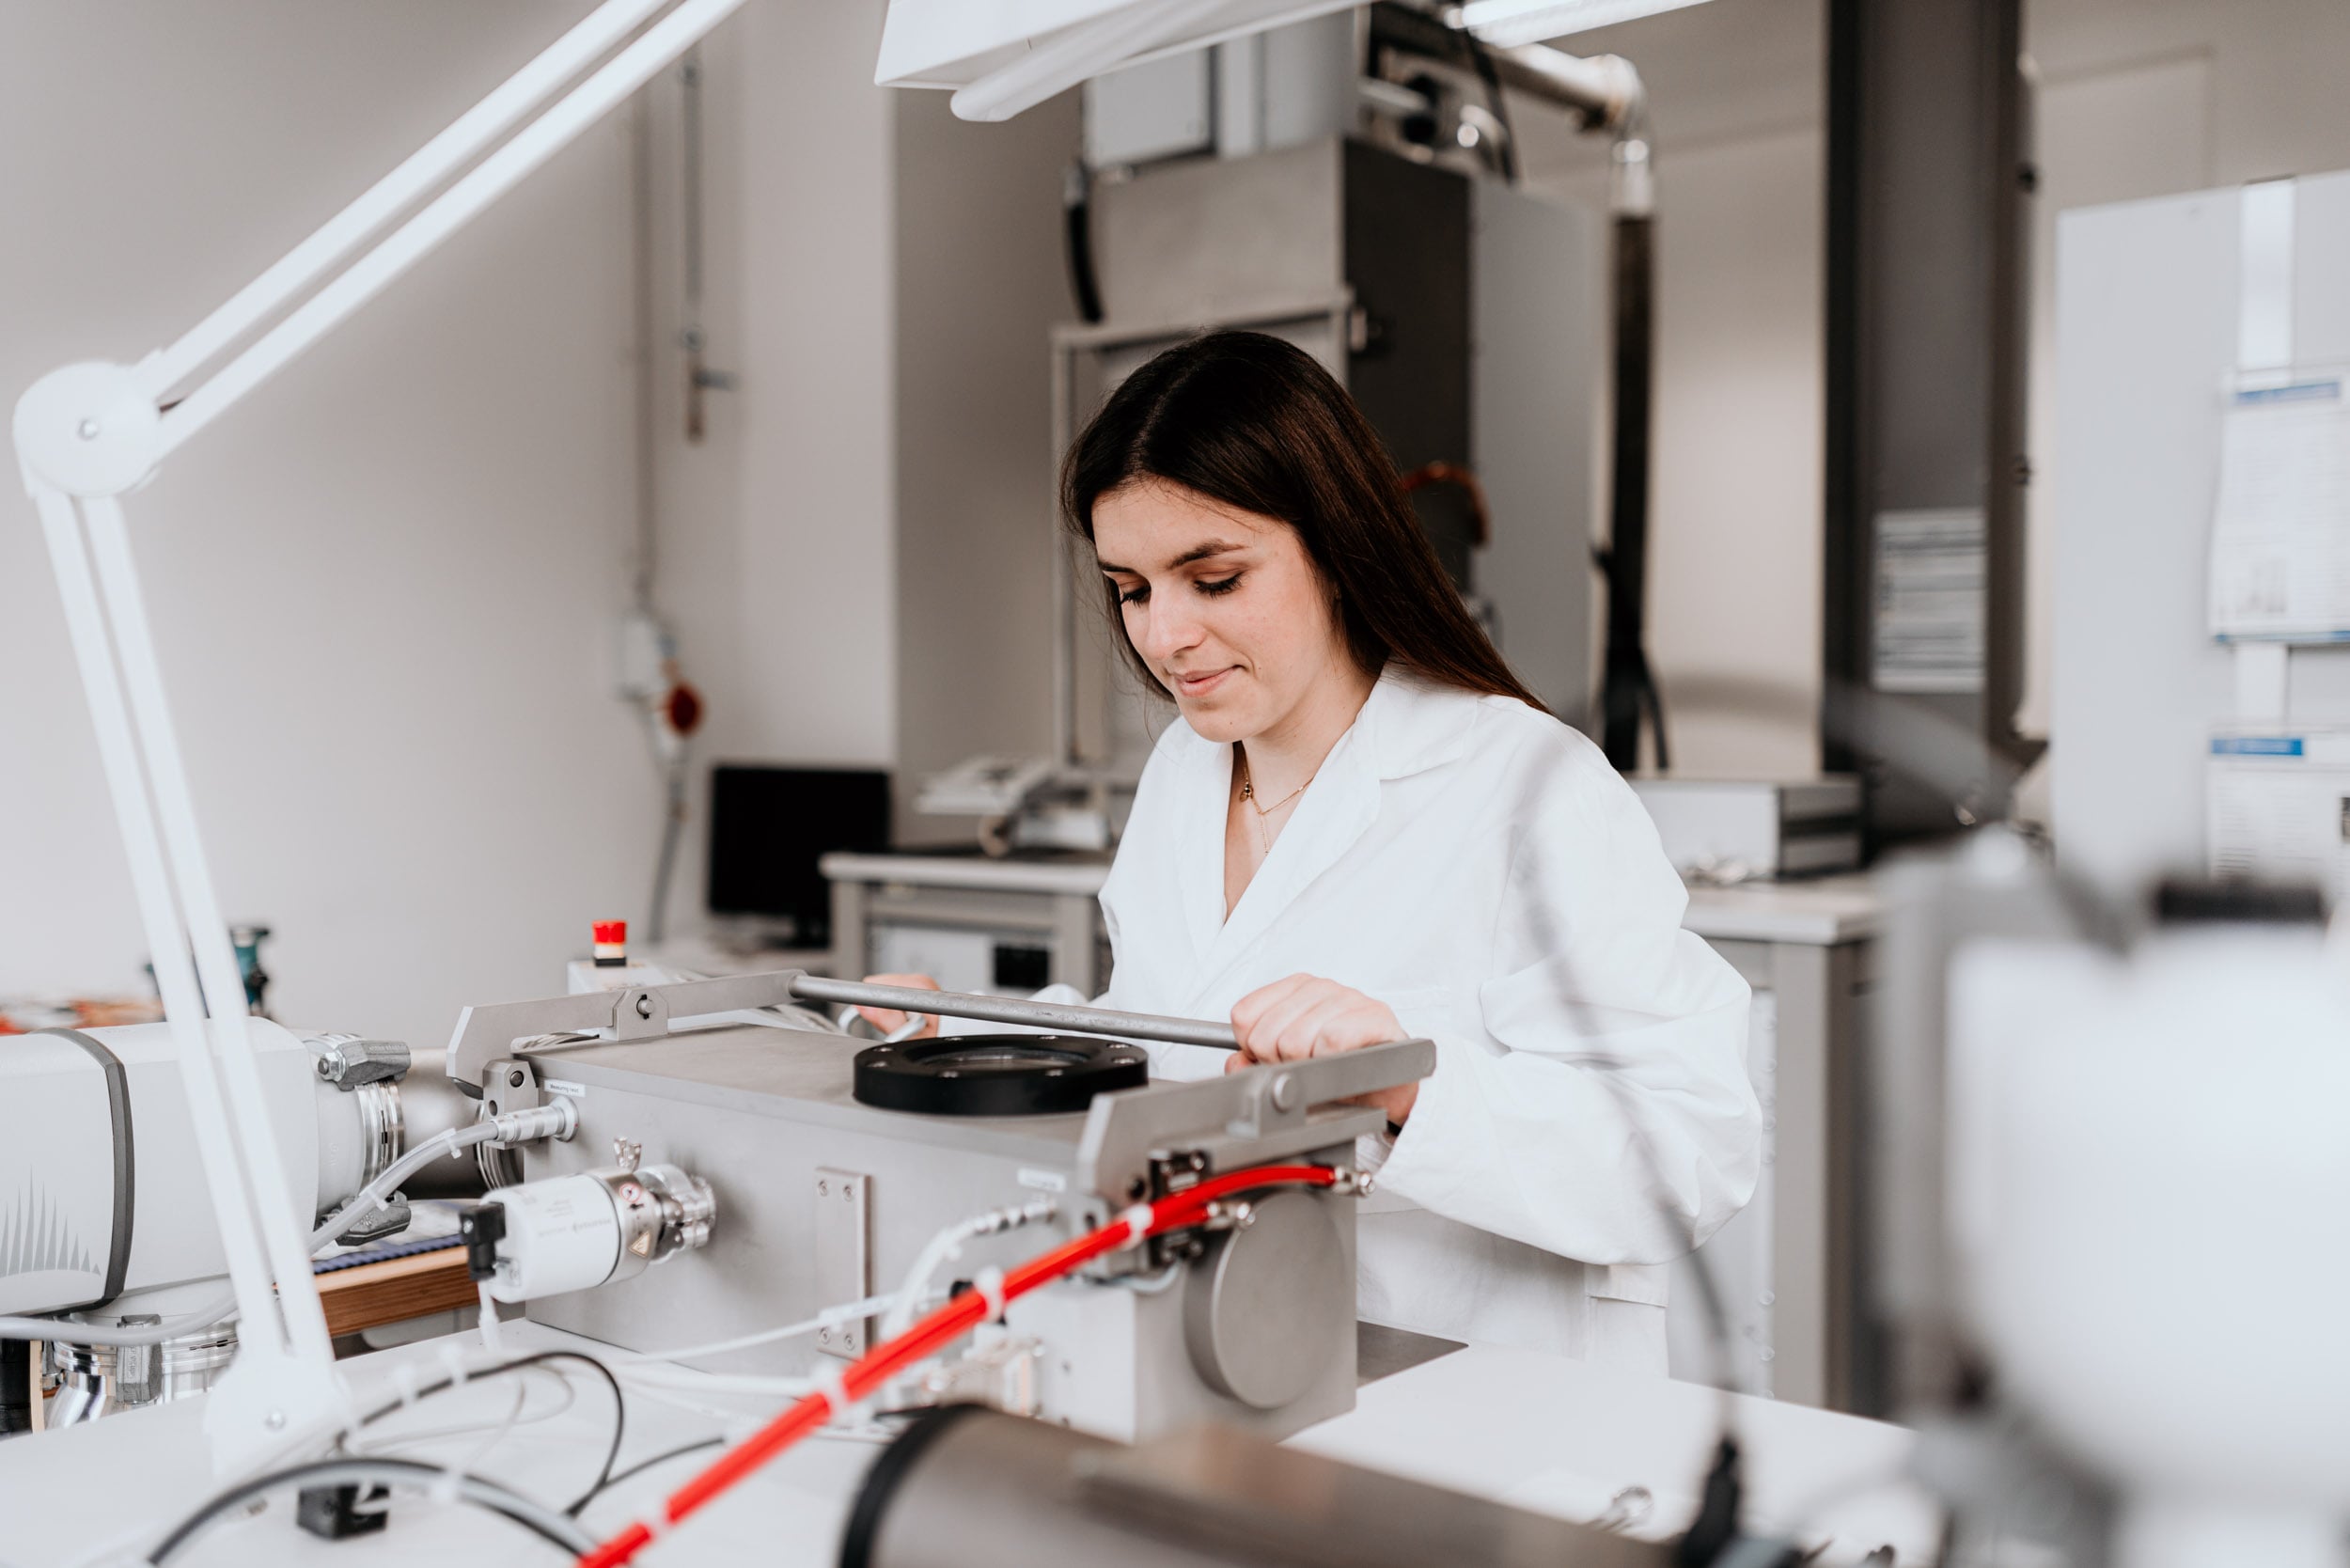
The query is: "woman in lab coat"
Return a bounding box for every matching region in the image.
[865,331,1758,1371]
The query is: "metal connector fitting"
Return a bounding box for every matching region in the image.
[1327,1169,1376,1198]
[489,1098,577,1145]
[305,1033,410,1088]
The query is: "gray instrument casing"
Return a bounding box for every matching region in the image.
[504,1021,1418,1443]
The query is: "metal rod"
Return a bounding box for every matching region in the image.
[787,976,1241,1052]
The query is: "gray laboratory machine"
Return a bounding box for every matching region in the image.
[446,971,1431,1442]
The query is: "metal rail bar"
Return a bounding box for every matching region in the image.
[788,975,1242,1052]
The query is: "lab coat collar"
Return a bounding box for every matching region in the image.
[1164,665,1485,1007]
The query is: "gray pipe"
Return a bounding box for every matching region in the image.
[787,976,1240,1052]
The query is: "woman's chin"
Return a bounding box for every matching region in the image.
[1175,692,1257,743]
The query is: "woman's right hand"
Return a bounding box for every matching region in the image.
[854,973,943,1039]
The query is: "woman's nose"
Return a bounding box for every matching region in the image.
[1138,601,1202,663]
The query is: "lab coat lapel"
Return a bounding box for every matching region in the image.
[1184,720,1381,1011]
[1169,730,1233,969]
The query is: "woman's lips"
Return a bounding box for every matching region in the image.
[1172,666,1237,698]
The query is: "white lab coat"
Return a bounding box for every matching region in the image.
[1066,666,1759,1369]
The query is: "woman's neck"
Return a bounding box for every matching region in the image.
[1240,657,1379,795]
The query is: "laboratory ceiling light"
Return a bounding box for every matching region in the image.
[1453,0,1719,49]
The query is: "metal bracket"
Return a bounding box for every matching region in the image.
[813,1168,872,1359]
[481,1058,542,1120]
[446,970,810,1090]
[305,1034,410,1089]
[1073,1039,1435,1215]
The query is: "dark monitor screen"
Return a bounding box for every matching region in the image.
[706,764,891,944]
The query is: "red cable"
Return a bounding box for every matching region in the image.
[576,1164,1341,1568]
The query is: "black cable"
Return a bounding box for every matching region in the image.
[566,1435,724,1514]
[145,1456,592,1562]
[351,1349,626,1517]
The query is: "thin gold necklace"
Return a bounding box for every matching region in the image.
[1239,751,1314,855]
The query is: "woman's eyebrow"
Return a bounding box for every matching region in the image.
[1096,538,1247,575]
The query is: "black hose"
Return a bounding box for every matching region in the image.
[1601,210,1665,771]
[1062,162,1104,324]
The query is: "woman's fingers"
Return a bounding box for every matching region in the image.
[1230,973,1314,1043]
[1232,974,1408,1066]
[856,973,942,1039]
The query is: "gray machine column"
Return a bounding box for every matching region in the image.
[1823,0,2036,845]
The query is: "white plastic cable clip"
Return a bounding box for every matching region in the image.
[389,1363,421,1409]
[428,1455,464,1508]
[1117,1203,1153,1244]
[814,1360,869,1424]
[973,1265,1008,1324]
[477,1282,504,1353]
[435,1341,471,1387]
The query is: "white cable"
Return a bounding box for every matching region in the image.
[354,1369,577,1455]
[880,1199,1058,1340]
[607,1288,901,1365]
[352,1387,576,1457]
[476,1283,504,1354]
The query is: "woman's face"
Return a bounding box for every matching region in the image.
[1091,478,1355,745]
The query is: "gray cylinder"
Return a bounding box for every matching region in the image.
[838,1406,1684,1568]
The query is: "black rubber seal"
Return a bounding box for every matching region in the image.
[852,1034,1149,1118]
[37,1029,135,1307]
[838,1403,994,1568]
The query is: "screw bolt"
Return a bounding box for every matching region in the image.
[265,1410,286,1430]
[76,418,100,440]
[634,994,654,1019]
[1270,1073,1297,1111]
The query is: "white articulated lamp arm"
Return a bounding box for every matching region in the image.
[10,0,747,1472]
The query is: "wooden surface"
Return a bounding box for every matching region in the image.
[314,1246,476,1338]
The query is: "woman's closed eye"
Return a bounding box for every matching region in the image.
[1195,573,1243,597]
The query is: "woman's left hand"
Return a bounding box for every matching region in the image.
[1227,974,1418,1126]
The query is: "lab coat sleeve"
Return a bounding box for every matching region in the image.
[1369,733,1760,1266]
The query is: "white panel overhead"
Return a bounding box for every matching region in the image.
[876,0,1358,119]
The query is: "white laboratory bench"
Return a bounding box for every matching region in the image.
[0,1319,1935,1567]
[822,853,1887,1413]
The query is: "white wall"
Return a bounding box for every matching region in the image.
[0,1,897,1051]
[1512,0,1826,778]
[891,87,1080,844]
[648,1,899,923]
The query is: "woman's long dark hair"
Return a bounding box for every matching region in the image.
[1060,330,1544,712]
